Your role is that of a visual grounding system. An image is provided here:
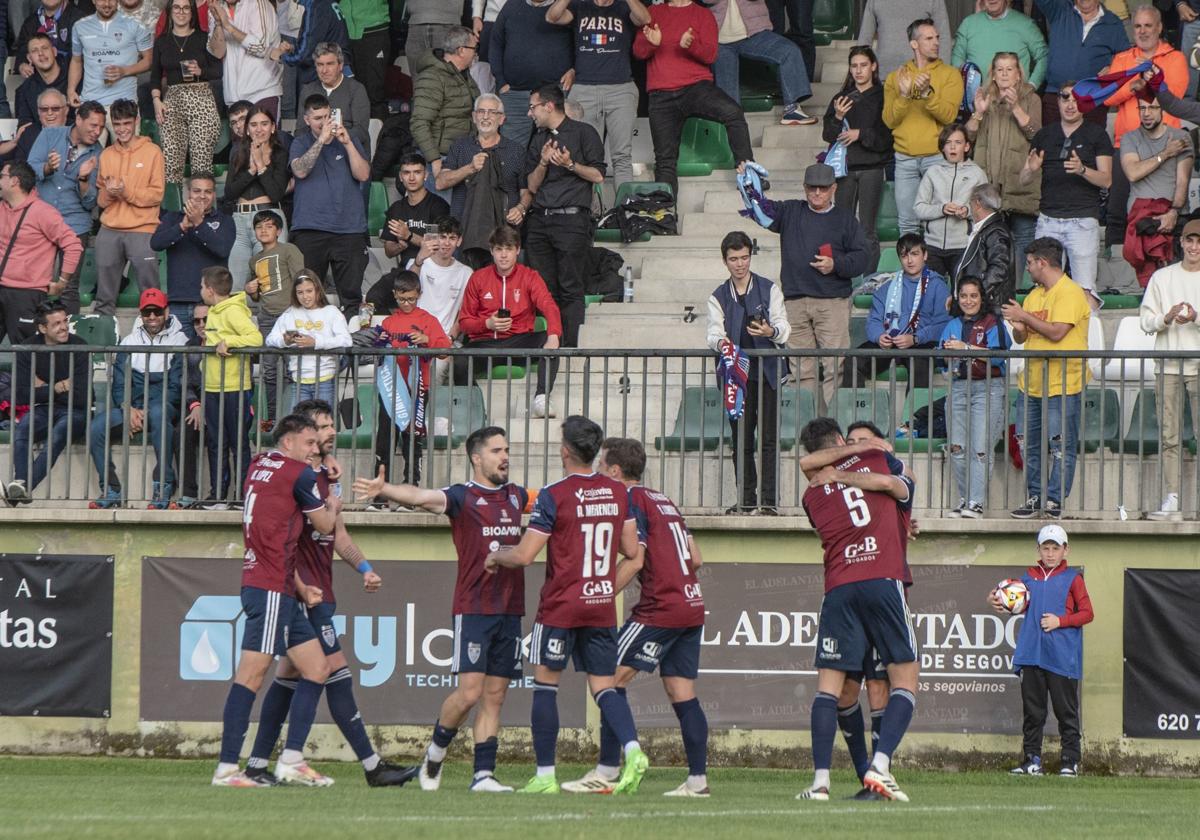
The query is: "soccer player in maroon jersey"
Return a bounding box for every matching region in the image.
[556,437,710,797]
[212,414,341,788]
[243,400,418,788]
[797,417,920,803]
[484,416,648,795]
[352,425,528,793]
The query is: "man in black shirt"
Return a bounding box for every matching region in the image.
[1021,83,1113,309]
[516,84,605,362]
[14,0,88,79]
[381,152,450,267]
[14,34,70,127]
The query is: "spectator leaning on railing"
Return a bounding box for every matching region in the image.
[1139,219,1200,522]
[0,159,82,344]
[88,287,189,511]
[1001,237,1091,521]
[264,270,354,409]
[2,300,90,507]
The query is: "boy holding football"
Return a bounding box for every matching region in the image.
[988,524,1094,777]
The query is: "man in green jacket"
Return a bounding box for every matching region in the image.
[339,0,392,119]
[410,27,482,191]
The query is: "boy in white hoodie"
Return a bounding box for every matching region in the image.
[1140,219,1200,521]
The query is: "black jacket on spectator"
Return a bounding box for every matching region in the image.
[12,333,91,409]
[952,212,1014,311]
[14,71,69,127]
[768,200,869,299]
[14,3,88,75]
[820,81,893,170]
[369,112,414,181]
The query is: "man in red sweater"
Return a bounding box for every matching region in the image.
[633,0,755,193]
[0,160,82,343]
[454,225,563,418]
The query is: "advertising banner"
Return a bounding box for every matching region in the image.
[1123,569,1200,739]
[624,564,1034,734]
[140,557,587,725]
[0,553,113,717]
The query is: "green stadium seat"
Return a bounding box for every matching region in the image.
[584,294,605,307]
[677,118,736,179]
[474,317,549,380]
[1121,388,1195,456]
[853,294,873,309]
[139,118,161,145]
[335,383,378,450]
[738,59,781,112]
[161,183,183,213]
[778,385,816,451]
[845,318,907,382]
[1099,294,1141,310]
[368,181,389,237]
[654,386,728,452]
[813,0,854,40]
[77,249,98,308]
[876,181,899,242]
[430,385,488,450]
[830,387,892,437]
[896,386,947,454]
[1081,387,1121,453]
[876,248,901,274]
[70,313,117,347]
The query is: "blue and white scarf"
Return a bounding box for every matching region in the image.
[882,267,934,335]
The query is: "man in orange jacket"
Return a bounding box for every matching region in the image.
[1102,5,1187,251]
[93,98,165,315]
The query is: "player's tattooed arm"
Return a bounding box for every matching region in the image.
[351,466,447,513]
[799,438,892,478]
[334,521,382,591]
[811,467,910,502]
[485,529,549,572]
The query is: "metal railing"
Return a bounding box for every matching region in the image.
[1,344,1198,519]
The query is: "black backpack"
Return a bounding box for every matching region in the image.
[586,248,625,302]
[597,189,678,243]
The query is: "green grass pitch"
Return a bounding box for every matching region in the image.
[2,757,1198,839]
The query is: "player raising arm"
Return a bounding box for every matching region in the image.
[484,417,647,795]
[797,417,920,803]
[244,400,417,788]
[212,414,341,788]
[353,426,528,793]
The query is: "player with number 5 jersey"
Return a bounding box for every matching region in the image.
[485,417,649,796]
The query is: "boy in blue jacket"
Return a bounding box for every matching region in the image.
[989,524,1094,777]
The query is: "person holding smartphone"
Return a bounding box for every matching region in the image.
[150,0,223,186]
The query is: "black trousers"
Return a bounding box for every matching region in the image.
[524,211,591,348]
[728,376,778,509]
[647,81,754,195]
[373,396,423,486]
[842,340,939,389]
[1105,153,1130,249]
[1020,665,1082,764]
[765,0,815,81]
[179,419,203,500]
[924,246,963,279]
[452,331,555,396]
[292,229,369,317]
[350,24,392,121]
[0,285,46,344]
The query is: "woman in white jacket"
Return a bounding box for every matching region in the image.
[913,123,989,277]
[265,271,352,409]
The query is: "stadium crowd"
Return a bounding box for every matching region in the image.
[0,0,1197,521]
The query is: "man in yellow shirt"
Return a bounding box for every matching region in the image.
[1001,237,1090,519]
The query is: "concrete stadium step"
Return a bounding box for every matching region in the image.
[753,147,829,171]
[701,188,805,214]
[579,312,708,349]
[759,123,828,149]
[681,211,780,239]
[639,254,782,284]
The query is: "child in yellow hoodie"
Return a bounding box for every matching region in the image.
[199,266,263,508]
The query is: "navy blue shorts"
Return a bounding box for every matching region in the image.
[616,621,703,679]
[847,648,888,683]
[240,586,316,656]
[815,578,917,673]
[529,622,618,675]
[452,614,524,679]
[306,601,342,656]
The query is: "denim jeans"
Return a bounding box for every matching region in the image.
[89,404,177,493]
[948,376,1006,507]
[293,378,337,411]
[713,30,812,107]
[12,405,89,492]
[1035,215,1099,299]
[498,89,534,153]
[894,153,941,236]
[1019,391,1082,506]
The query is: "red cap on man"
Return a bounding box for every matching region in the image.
[139,288,168,310]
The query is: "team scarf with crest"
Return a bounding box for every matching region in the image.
[717,339,750,420]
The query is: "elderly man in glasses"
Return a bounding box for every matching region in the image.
[87,287,190,510]
[0,87,71,164]
[1020,83,1113,309]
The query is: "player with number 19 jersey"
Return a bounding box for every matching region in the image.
[802,449,913,593]
[528,472,633,628]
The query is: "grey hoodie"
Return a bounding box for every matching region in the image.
[912,158,988,251]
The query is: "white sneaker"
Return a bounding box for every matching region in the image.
[796,785,829,800]
[863,768,909,802]
[561,769,618,794]
[274,760,335,787]
[469,773,514,793]
[418,755,443,791]
[530,394,556,419]
[211,768,270,788]
[663,781,710,797]
[1148,493,1182,522]
[946,499,965,518]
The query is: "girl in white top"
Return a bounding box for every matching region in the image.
[266,271,352,407]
